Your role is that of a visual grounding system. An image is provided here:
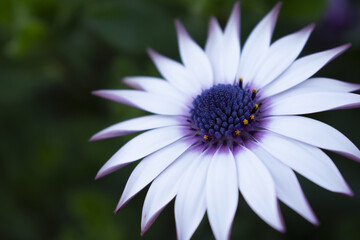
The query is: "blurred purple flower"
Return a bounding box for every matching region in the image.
[318,0,359,45]
[92,2,360,239]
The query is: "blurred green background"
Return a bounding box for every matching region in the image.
[1,0,360,239]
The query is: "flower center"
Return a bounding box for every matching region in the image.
[189,80,260,145]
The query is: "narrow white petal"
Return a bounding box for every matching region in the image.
[222,2,241,84]
[206,146,238,240]
[266,92,360,115]
[234,146,285,232]
[238,3,281,85]
[251,144,318,225]
[123,76,187,102]
[141,146,202,235]
[116,137,196,211]
[252,24,314,88]
[264,116,360,162]
[261,44,351,97]
[90,115,183,141]
[175,20,213,89]
[257,131,353,195]
[147,48,201,96]
[205,17,224,84]
[270,77,360,96]
[93,90,188,115]
[95,126,188,179]
[175,149,211,240]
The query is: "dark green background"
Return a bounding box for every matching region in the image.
[1,0,360,239]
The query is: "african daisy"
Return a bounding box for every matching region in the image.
[91,2,360,240]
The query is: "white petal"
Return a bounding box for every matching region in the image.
[257,131,353,195]
[175,148,212,240]
[175,20,213,89]
[93,90,188,115]
[141,146,202,235]
[261,44,351,98]
[222,2,241,84]
[90,115,184,141]
[234,146,285,232]
[237,3,281,85]
[206,146,238,240]
[252,24,314,88]
[95,126,188,179]
[272,77,360,95]
[116,137,196,211]
[251,144,318,225]
[147,48,201,96]
[266,92,360,115]
[264,116,360,162]
[123,76,187,102]
[205,17,224,84]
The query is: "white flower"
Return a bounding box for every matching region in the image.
[91,2,360,240]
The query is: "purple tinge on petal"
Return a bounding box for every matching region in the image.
[115,136,197,212]
[95,126,190,179]
[261,43,351,98]
[90,115,184,141]
[92,90,189,116]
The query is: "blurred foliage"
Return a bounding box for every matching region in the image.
[0,0,360,239]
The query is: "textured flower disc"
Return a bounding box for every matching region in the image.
[190,82,259,144]
[92,2,360,240]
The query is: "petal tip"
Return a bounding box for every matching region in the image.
[345,188,354,197]
[95,164,116,180]
[174,19,189,39]
[146,48,157,58]
[95,170,104,180]
[312,218,320,226]
[115,198,126,213]
[232,1,241,13]
[92,90,111,99]
[89,135,97,142]
[92,90,103,96]
[306,23,316,32]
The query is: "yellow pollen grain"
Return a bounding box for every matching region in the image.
[243,119,248,125]
[235,129,240,135]
[254,104,259,109]
[203,135,209,140]
[252,88,257,93]
[250,115,254,120]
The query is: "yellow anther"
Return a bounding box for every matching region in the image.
[235,129,241,135]
[238,77,243,82]
[254,104,259,109]
[203,135,209,140]
[243,119,248,125]
[250,115,255,120]
[252,88,257,94]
